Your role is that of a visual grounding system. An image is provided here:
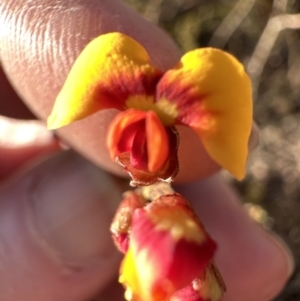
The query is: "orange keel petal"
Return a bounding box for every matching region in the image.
[106,109,147,160]
[116,127,179,186]
[146,111,169,172]
[107,109,179,186]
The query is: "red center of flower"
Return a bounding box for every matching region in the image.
[107,109,173,173]
[106,108,180,186]
[117,118,149,171]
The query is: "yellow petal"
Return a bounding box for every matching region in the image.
[157,48,253,179]
[48,32,161,129]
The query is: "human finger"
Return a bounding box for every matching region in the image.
[0,150,124,301]
[0,116,59,179]
[0,64,34,119]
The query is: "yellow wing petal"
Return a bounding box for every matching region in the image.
[48,32,161,129]
[157,48,253,179]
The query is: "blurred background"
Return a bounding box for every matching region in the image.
[123,0,300,300]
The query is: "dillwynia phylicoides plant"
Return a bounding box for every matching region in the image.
[47,32,253,301]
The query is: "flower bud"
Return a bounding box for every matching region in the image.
[119,193,217,301]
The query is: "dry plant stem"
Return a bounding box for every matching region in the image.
[284,30,300,90]
[247,0,300,96]
[247,13,300,96]
[138,182,175,202]
[143,0,163,24]
[272,0,288,14]
[209,0,257,49]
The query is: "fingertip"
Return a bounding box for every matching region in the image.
[0,64,35,119]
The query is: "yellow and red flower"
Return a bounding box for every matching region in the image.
[111,191,223,301]
[47,32,252,185]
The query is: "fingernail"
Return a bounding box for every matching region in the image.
[27,151,122,266]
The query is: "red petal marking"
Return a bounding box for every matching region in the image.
[99,71,163,111]
[156,71,209,127]
[130,123,148,170]
[117,119,145,153]
[106,109,147,159]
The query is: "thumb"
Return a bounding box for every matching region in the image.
[0,151,122,301]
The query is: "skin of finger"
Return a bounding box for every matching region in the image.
[0,153,122,301]
[0,117,61,179]
[0,64,35,119]
[0,0,224,182]
[176,176,293,301]
[0,144,60,180]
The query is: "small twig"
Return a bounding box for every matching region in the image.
[272,0,289,14]
[247,12,300,97]
[209,0,257,48]
[143,0,163,24]
[284,30,300,91]
[247,0,289,96]
[139,182,175,202]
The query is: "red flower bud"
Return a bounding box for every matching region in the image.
[119,193,217,301]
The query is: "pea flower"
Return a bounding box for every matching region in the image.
[111,190,224,301]
[47,32,252,185]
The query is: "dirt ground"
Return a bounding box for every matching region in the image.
[122,0,300,300]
